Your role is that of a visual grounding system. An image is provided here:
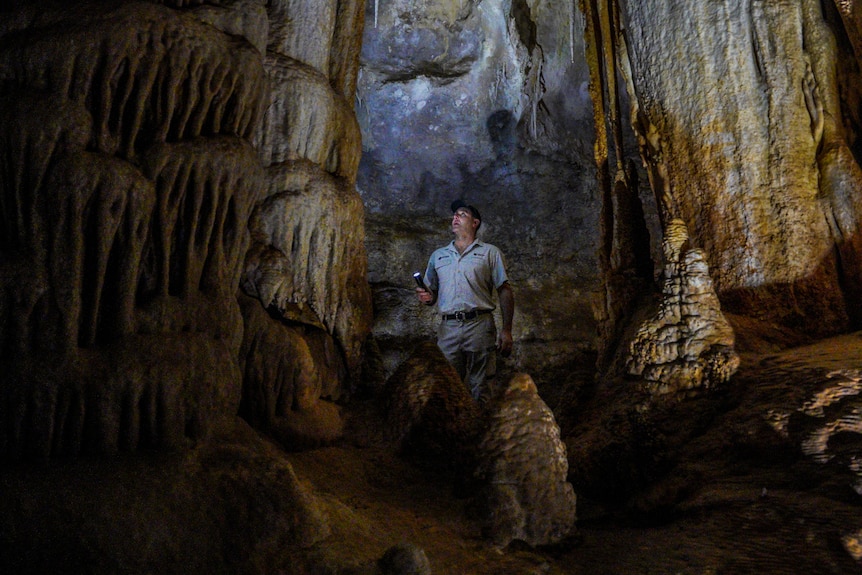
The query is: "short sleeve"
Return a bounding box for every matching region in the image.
[424,254,438,292]
[490,246,508,288]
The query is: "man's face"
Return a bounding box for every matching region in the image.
[452,208,479,234]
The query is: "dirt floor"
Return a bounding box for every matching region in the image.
[286,333,862,574]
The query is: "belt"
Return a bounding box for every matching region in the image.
[441,309,492,322]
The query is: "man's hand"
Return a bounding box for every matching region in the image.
[497,328,513,358]
[416,287,434,305]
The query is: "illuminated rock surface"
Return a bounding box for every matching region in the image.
[1,0,862,573]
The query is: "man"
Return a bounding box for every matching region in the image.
[416,199,515,403]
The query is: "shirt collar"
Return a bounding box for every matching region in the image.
[447,239,483,255]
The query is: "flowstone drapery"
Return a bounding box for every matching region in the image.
[616,0,861,335]
[0,0,372,458]
[238,0,372,446]
[1,0,373,571]
[0,2,268,457]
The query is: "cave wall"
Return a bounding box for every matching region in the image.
[615,0,862,340]
[357,0,605,385]
[358,0,862,386]
[0,0,372,458]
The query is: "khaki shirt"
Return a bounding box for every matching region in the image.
[423,239,508,315]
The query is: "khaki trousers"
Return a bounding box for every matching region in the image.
[437,313,497,401]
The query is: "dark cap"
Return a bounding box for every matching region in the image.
[451,199,481,222]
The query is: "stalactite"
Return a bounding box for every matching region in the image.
[570,1,575,64]
[140,136,261,303]
[0,2,267,459]
[0,3,268,160]
[245,159,371,382]
[255,55,362,180]
[0,92,155,355]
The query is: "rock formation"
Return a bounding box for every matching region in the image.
[0,1,268,458]
[239,0,372,444]
[626,218,740,395]
[3,0,862,572]
[614,0,862,338]
[472,373,576,549]
[0,0,373,572]
[382,340,482,475]
[0,0,372,457]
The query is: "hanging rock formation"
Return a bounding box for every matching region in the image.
[0,0,372,457]
[237,0,372,446]
[0,1,268,457]
[1,0,374,572]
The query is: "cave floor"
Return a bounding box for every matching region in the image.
[3,334,862,574]
[289,332,862,574]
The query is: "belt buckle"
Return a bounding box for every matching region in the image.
[454,311,467,321]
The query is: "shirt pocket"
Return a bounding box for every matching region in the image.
[434,255,453,271]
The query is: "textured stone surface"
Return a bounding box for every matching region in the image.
[473,373,576,548]
[626,219,740,395]
[382,340,482,472]
[255,54,363,179]
[357,0,601,384]
[0,0,371,570]
[241,0,373,410]
[238,293,346,450]
[181,0,269,55]
[243,159,372,383]
[617,0,862,336]
[0,1,267,457]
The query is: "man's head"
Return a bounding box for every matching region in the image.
[451,199,481,235]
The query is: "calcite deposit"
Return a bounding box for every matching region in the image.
[0,2,268,457]
[3,0,862,572]
[382,341,482,471]
[615,0,861,335]
[473,373,576,548]
[626,218,740,395]
[1,0,372,568]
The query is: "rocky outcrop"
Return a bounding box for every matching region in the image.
[243,159,371,383]
[237,293,346,451]
[0,0,372,457]
[763,350,862,498]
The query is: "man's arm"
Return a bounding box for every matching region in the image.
[497,282,514,357]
